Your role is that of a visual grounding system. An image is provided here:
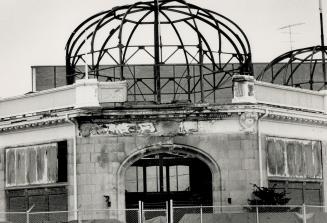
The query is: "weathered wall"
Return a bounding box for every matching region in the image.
[0,124,75,220]
[260,119,327,206]
[0,124,74,148]
[75,118,259,216]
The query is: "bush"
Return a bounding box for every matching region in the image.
[245,184,291,212]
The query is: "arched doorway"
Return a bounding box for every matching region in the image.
[123,146,214,209]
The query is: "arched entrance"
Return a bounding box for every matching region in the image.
[117,144,221,209]
[125,152,212,208]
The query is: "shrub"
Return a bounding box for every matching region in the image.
[245,184,291,212]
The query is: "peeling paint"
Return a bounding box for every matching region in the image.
[81,121,201,137]
[5,143,58,187]
[156,121,180,136]
[82,122,156,136]
[266,137,322,179]
[179,121,198,133]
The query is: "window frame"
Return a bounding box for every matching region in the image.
[125,156,191,193]
[268,179,323,205]
[266,136,322,179]
[5,141,68,189]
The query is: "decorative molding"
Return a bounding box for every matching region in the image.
[0,118,68,133]
[80,122,156,137]
[266,112,327,126]
[239,112,258,133]
[79,121,200,137]
[2,102,327,134]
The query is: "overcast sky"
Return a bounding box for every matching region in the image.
[0,0,324,97]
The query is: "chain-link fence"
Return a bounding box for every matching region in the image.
[2,211,26,223]
[4,204,327,223]
[28,211,70,223]
[77,208,139,223]
[173,205,327,223]
[142,208,167,223]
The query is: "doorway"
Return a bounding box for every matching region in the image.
[125,152,212,209]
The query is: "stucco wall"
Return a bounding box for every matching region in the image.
[260,119,327,206]
[0,124,75,221]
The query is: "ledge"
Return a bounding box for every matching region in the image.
[255,81,325,112]
[0,80,127,118]
[232,76,327,113]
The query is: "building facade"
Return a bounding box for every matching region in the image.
[1,77,327,221]
[2,0,327,222]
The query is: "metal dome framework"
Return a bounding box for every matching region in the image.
[257,46,327,90]
[65,0,252,103]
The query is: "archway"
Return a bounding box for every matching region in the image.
[117,144,221,210]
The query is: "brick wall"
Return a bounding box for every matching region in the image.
[34,66,67,91]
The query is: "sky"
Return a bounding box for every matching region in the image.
[0,0,324,98]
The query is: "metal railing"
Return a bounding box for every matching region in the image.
[3,204,327,223]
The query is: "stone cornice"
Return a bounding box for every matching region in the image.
[218,103,327,126]
[0,117,68,133]
[2,102,327,133]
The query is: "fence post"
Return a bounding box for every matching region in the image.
[200,205,203,223]
[166,201,169,223]
[26,204,35,223]
[303,204,306,223]
[169,199,173,223]
[256,206,259,223]
[138,201,143,223]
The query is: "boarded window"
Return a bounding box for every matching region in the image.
[6,142,67,187]
[266,137,322,179]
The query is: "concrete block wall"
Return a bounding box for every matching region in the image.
[75,137,123,219]
[173,133,259,206]
[75,119,259,216]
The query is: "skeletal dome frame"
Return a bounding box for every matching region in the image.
[257,46,327,91]
[65,0,252,103]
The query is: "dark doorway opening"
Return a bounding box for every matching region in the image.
[125,153,212,209]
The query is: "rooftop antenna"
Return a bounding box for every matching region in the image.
[319,0,326,88]
[279,22,305,51]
